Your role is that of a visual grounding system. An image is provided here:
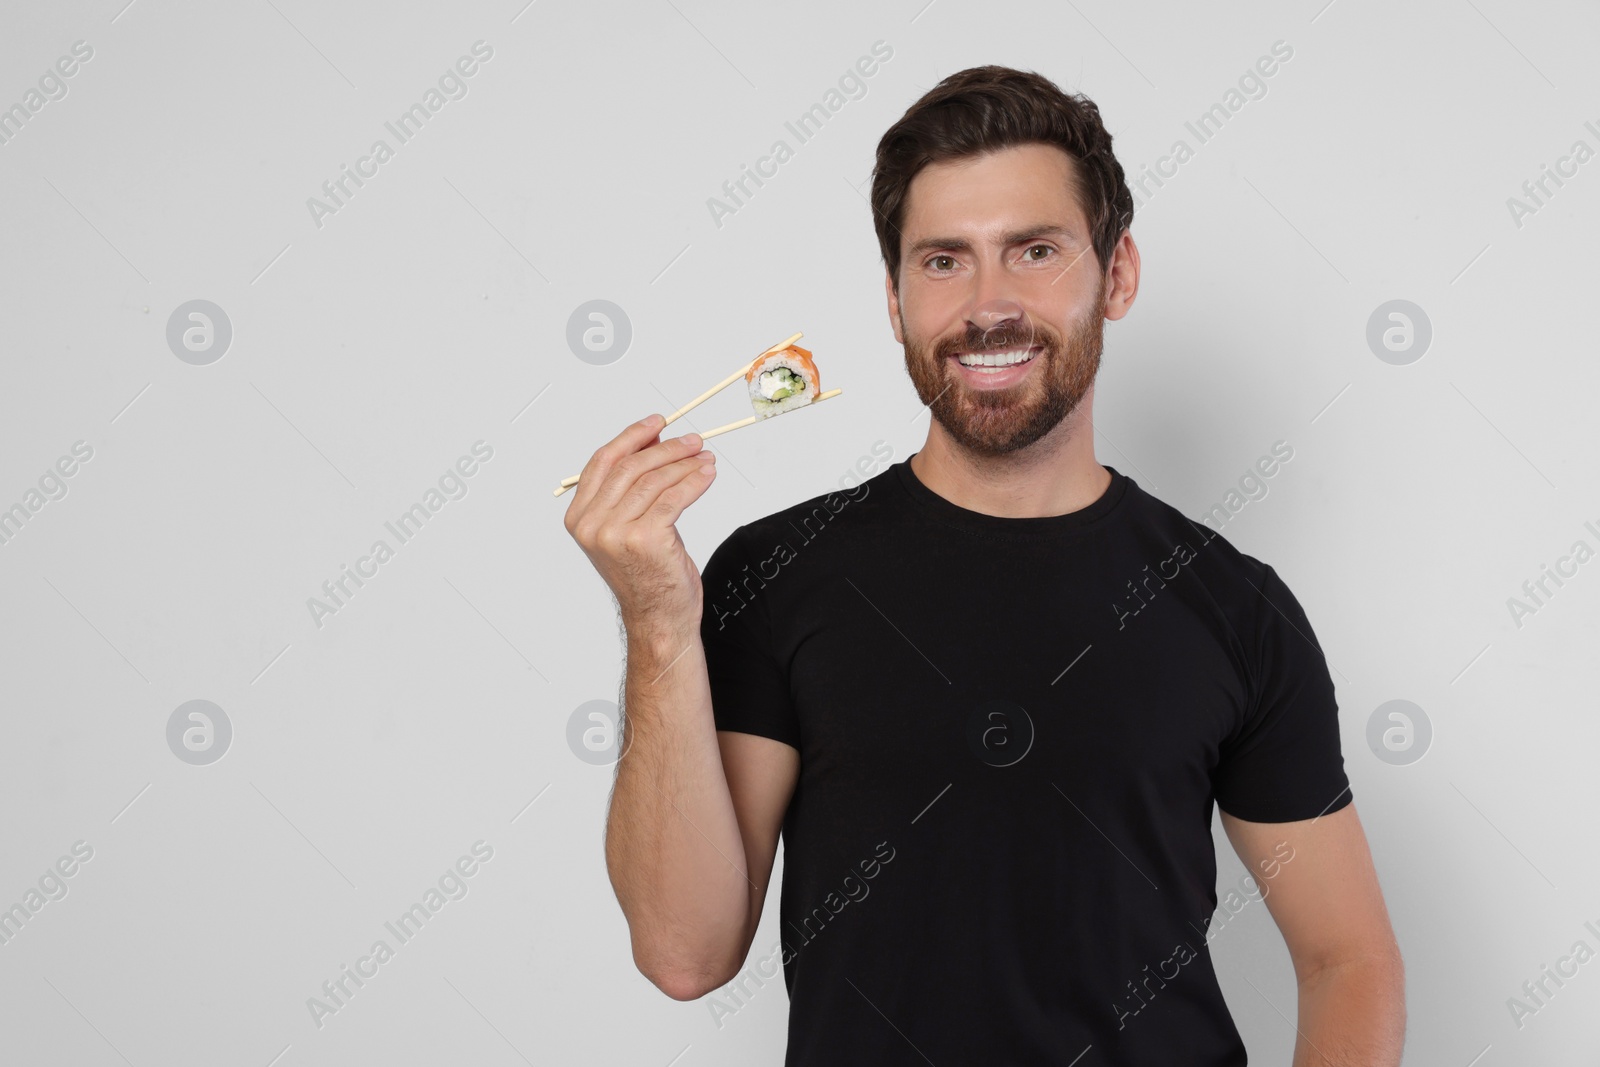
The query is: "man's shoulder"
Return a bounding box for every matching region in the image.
[715,454,904,557]
[1122,476,1279,594]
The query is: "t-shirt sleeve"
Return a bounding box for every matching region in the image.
[1213,564,1353,822]
[698,524,803,750]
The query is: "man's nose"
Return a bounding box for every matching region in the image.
[968,297,1024,331]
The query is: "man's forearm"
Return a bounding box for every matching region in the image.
[1291,953,1406,1067]
[604,613,752,999]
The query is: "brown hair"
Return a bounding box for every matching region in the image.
[870,65,1133,290]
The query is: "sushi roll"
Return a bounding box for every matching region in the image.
[746,344,820,419]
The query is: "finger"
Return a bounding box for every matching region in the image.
[570,413,665,513]
[588,431,708,516]
[612,449,717,524]
[642,453,718,529]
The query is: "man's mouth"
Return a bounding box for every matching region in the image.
[950,346,1040,373]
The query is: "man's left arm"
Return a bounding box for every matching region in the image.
[1219,803,1406,1067]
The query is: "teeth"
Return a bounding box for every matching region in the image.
[956,347,1035,367]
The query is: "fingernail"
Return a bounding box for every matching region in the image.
[638,413,661,427]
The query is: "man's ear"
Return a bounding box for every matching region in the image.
[885,270,904,345]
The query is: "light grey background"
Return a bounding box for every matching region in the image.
[2,0,1596,1063]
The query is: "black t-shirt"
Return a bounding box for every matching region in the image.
[698,455,1352,1066]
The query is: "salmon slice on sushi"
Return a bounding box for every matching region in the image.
[746,344,820,418]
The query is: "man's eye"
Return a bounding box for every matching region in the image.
[929,255,955,271]
[1026,244,1053,260]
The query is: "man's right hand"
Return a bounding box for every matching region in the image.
[561,413,719,630]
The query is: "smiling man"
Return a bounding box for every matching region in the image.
[566,65,1405,1066]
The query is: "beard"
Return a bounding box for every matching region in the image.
[901,281,1105,457]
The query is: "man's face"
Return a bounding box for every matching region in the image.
[887,142,1107,457]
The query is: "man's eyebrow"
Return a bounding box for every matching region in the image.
[905,225,1079,259]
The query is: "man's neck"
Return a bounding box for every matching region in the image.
[908,400,1110,520]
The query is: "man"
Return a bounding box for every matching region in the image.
[565,65,1404,1065]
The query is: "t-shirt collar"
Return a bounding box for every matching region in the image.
[891,452,1129,538]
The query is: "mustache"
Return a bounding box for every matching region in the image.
[932,317,1051,358]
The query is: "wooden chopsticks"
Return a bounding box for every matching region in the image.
[553,332,842,497]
